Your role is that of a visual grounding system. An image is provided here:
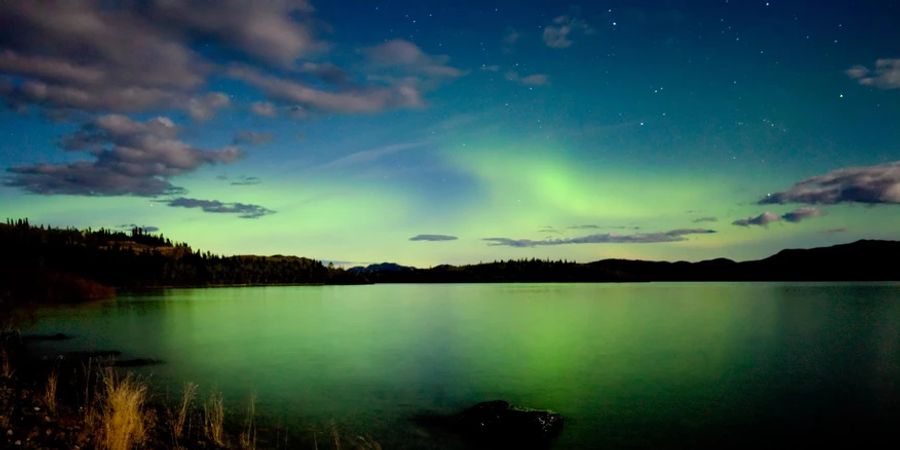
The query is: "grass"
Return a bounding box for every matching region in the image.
[0,347,11,379]
[98,369,149,450]
[170,381,197,445]
[204,389,226,447]
[331,421,342,450]
[239,394,257,450]
[43,370,57,413]
[0,350,383,450]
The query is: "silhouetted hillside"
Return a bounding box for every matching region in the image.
[735,239,899,281]
[353,241,899,283]
[0,219,362,306]
[2,218,897,308]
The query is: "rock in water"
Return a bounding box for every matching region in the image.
[417,400,563,447]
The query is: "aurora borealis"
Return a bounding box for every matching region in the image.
[1,1,898,266]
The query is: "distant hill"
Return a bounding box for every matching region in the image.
[2,218,897,308]
[348,240,900,283]
[0,219,362,305]
[348,262,416,274]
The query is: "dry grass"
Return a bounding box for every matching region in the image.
[170,382,197,445]
[331,421,342,450]
[44,370,58,413]
[0,347,12,378]
[98,369,148,450]
[353,435,383,450]
[239,394,257,450]
[203,390,226,446]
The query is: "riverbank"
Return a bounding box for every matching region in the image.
[1,332,383,450]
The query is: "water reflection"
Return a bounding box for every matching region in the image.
[27,283,900,449]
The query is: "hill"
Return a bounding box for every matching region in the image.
[2,219,897,309]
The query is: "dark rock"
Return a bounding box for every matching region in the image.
[110,358,163,367]
[416,400,563,448]
[22,333,72,341]
[58,350,121,359]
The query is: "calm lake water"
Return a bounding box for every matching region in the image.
[25,283,900,448]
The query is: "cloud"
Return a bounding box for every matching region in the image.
[216,174,261,185]
[0,2,211,115]
[820,227,848,235]
[503,29,521,45]
[0,0,319,116]
[732,208,823,227]
[232,131,273,145]
[164,197,274,218]
[732,212,781,227]
[320,141,427,169]
[146,0,324,67]
[483,228,715,247]
[760,161,900,205]
[363,39,465,78]
[0,3,462,121]
[5,115,239,196]
[781,207,823,223]
[250,101,278,117]
[505,71,550,86]
[185,92,230,120]
[409,234,458,242]
[846,59,900,89]
[542,15,593,49]
[229,65,425,114]
[567,224,600,229]
[692,216,718,223]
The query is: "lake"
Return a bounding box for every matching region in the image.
[23,282,900,449]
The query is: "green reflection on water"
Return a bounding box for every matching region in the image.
[27,283,900,449]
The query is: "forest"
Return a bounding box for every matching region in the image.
[3,218,897,309]
[0,219,362,306]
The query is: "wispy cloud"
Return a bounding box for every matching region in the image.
[5,115,239,196]
[220,175,262,186]
[503,28,521,45]
[363,39,465,79]
[732,212,782,227]
[229,65,425,115]
[250,101,278,117]
[820,227,848,235]
[732,207,823,227]
[163,197,274,219]
[232,131,273,145]
[692,216,718,223]
[542,15,593,49]
[505,71,550,86]
[538,226,561,234]
[409,234,458,242]
[760,161,900,205]
[483,228,715,247]
[781,207,823,223]
[846,59,900,89]
[320,141,428,169]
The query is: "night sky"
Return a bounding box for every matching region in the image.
[1,1,898,266]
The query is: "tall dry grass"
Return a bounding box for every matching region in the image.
[170,381,197,444]
[331,421,342,450]
[0,347,11,378]
[239,394,257,450]
[97,369,149,450]
[204,390,226,446]
[44,370,58,413]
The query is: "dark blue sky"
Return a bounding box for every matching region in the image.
[1,1,898,265]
